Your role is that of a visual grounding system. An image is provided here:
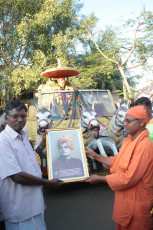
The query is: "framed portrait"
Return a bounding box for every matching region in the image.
[46,127,89,182]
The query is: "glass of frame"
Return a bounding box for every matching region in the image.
[46,127,89,182]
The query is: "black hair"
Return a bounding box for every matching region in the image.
[134,97,152,108]
[0,110,5,116]
[5,100,27,115]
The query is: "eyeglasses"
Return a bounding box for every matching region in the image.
[123,119,139,124]
[8,114,27,119]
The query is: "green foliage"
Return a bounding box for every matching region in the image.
[0,0,83,98]
[70,52,122,91]
[10,50,47,95]
[1,1,152,101]
[77,9,153,99]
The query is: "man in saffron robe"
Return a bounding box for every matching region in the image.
[85,105,153,230]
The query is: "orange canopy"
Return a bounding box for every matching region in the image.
[41,67,80,79]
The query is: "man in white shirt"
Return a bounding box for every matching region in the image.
[0,111,6,230]
[0,100,64,230]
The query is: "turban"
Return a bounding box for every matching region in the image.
[57,135,74,150]
[126,105,148,124]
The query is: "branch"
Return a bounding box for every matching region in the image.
[17,44,23,63]
[14,47,28,67]
[25,59,31,66]
[1,16,8,64]
[148,90,153,99]
[122,23,143,65]
[86,25,119,65]
[122,17,151,65]
[126,59,147,69]
[1,49,8,64]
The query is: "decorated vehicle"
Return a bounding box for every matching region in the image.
[25,62,118,176]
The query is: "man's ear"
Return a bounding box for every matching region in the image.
[140,119,146,127]
[1,124,6,130]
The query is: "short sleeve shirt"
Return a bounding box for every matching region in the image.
[0,125,45,223]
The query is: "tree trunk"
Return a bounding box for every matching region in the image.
[118,66,132,100]
[5,76,10,103]
[122,81,127,100]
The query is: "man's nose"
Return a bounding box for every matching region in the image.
[17,116,23,121]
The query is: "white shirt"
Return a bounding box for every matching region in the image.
[0,125,45,223]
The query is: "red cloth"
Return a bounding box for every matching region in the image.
[52,157,84,179]
[106,129,153,230]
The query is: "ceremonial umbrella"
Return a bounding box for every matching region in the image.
[41,60,80,81]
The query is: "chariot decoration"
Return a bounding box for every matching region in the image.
[26,60,124,175]
[41,59,80,85]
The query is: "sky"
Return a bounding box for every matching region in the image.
[79,0,153,89]
[80,0,153,29]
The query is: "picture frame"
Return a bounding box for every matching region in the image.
[46,127,89,182]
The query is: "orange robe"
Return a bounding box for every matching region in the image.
[106,129,153,230]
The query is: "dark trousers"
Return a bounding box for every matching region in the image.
[0,221,5,230]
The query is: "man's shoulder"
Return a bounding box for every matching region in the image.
[1,125,13,137]
[0,130,14,148]
[137,135,153,152]
[0,129,9,140]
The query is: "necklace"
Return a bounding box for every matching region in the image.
[108,123,124,137]
[107,128,124,145]
[83,130,92,139]
[61,93,68,104]
[82,130,93,147]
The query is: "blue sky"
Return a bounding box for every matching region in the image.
[80,0,153,29]
[79,0,153,88]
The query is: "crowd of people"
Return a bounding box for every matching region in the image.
[0,97,152,230]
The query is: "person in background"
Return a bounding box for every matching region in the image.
[0,111,6,132]
[85,105,153,230]
[0,100,64,230]
[0,111,6,230]
[57,77,66,90]
[134,96,153,141]
[134,97,152,121]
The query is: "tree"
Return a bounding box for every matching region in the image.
[0,0,83,101]
[78,10,153,100]
[70,52,122,91]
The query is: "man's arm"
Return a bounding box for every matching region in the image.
[34,131,46,155]
[84,147,111,185]
[85,147,112,166]
[11,172,64,188]
[85,175,107,184]
[106,140,153,191]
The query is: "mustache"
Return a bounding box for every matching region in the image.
[15,122,24,125]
